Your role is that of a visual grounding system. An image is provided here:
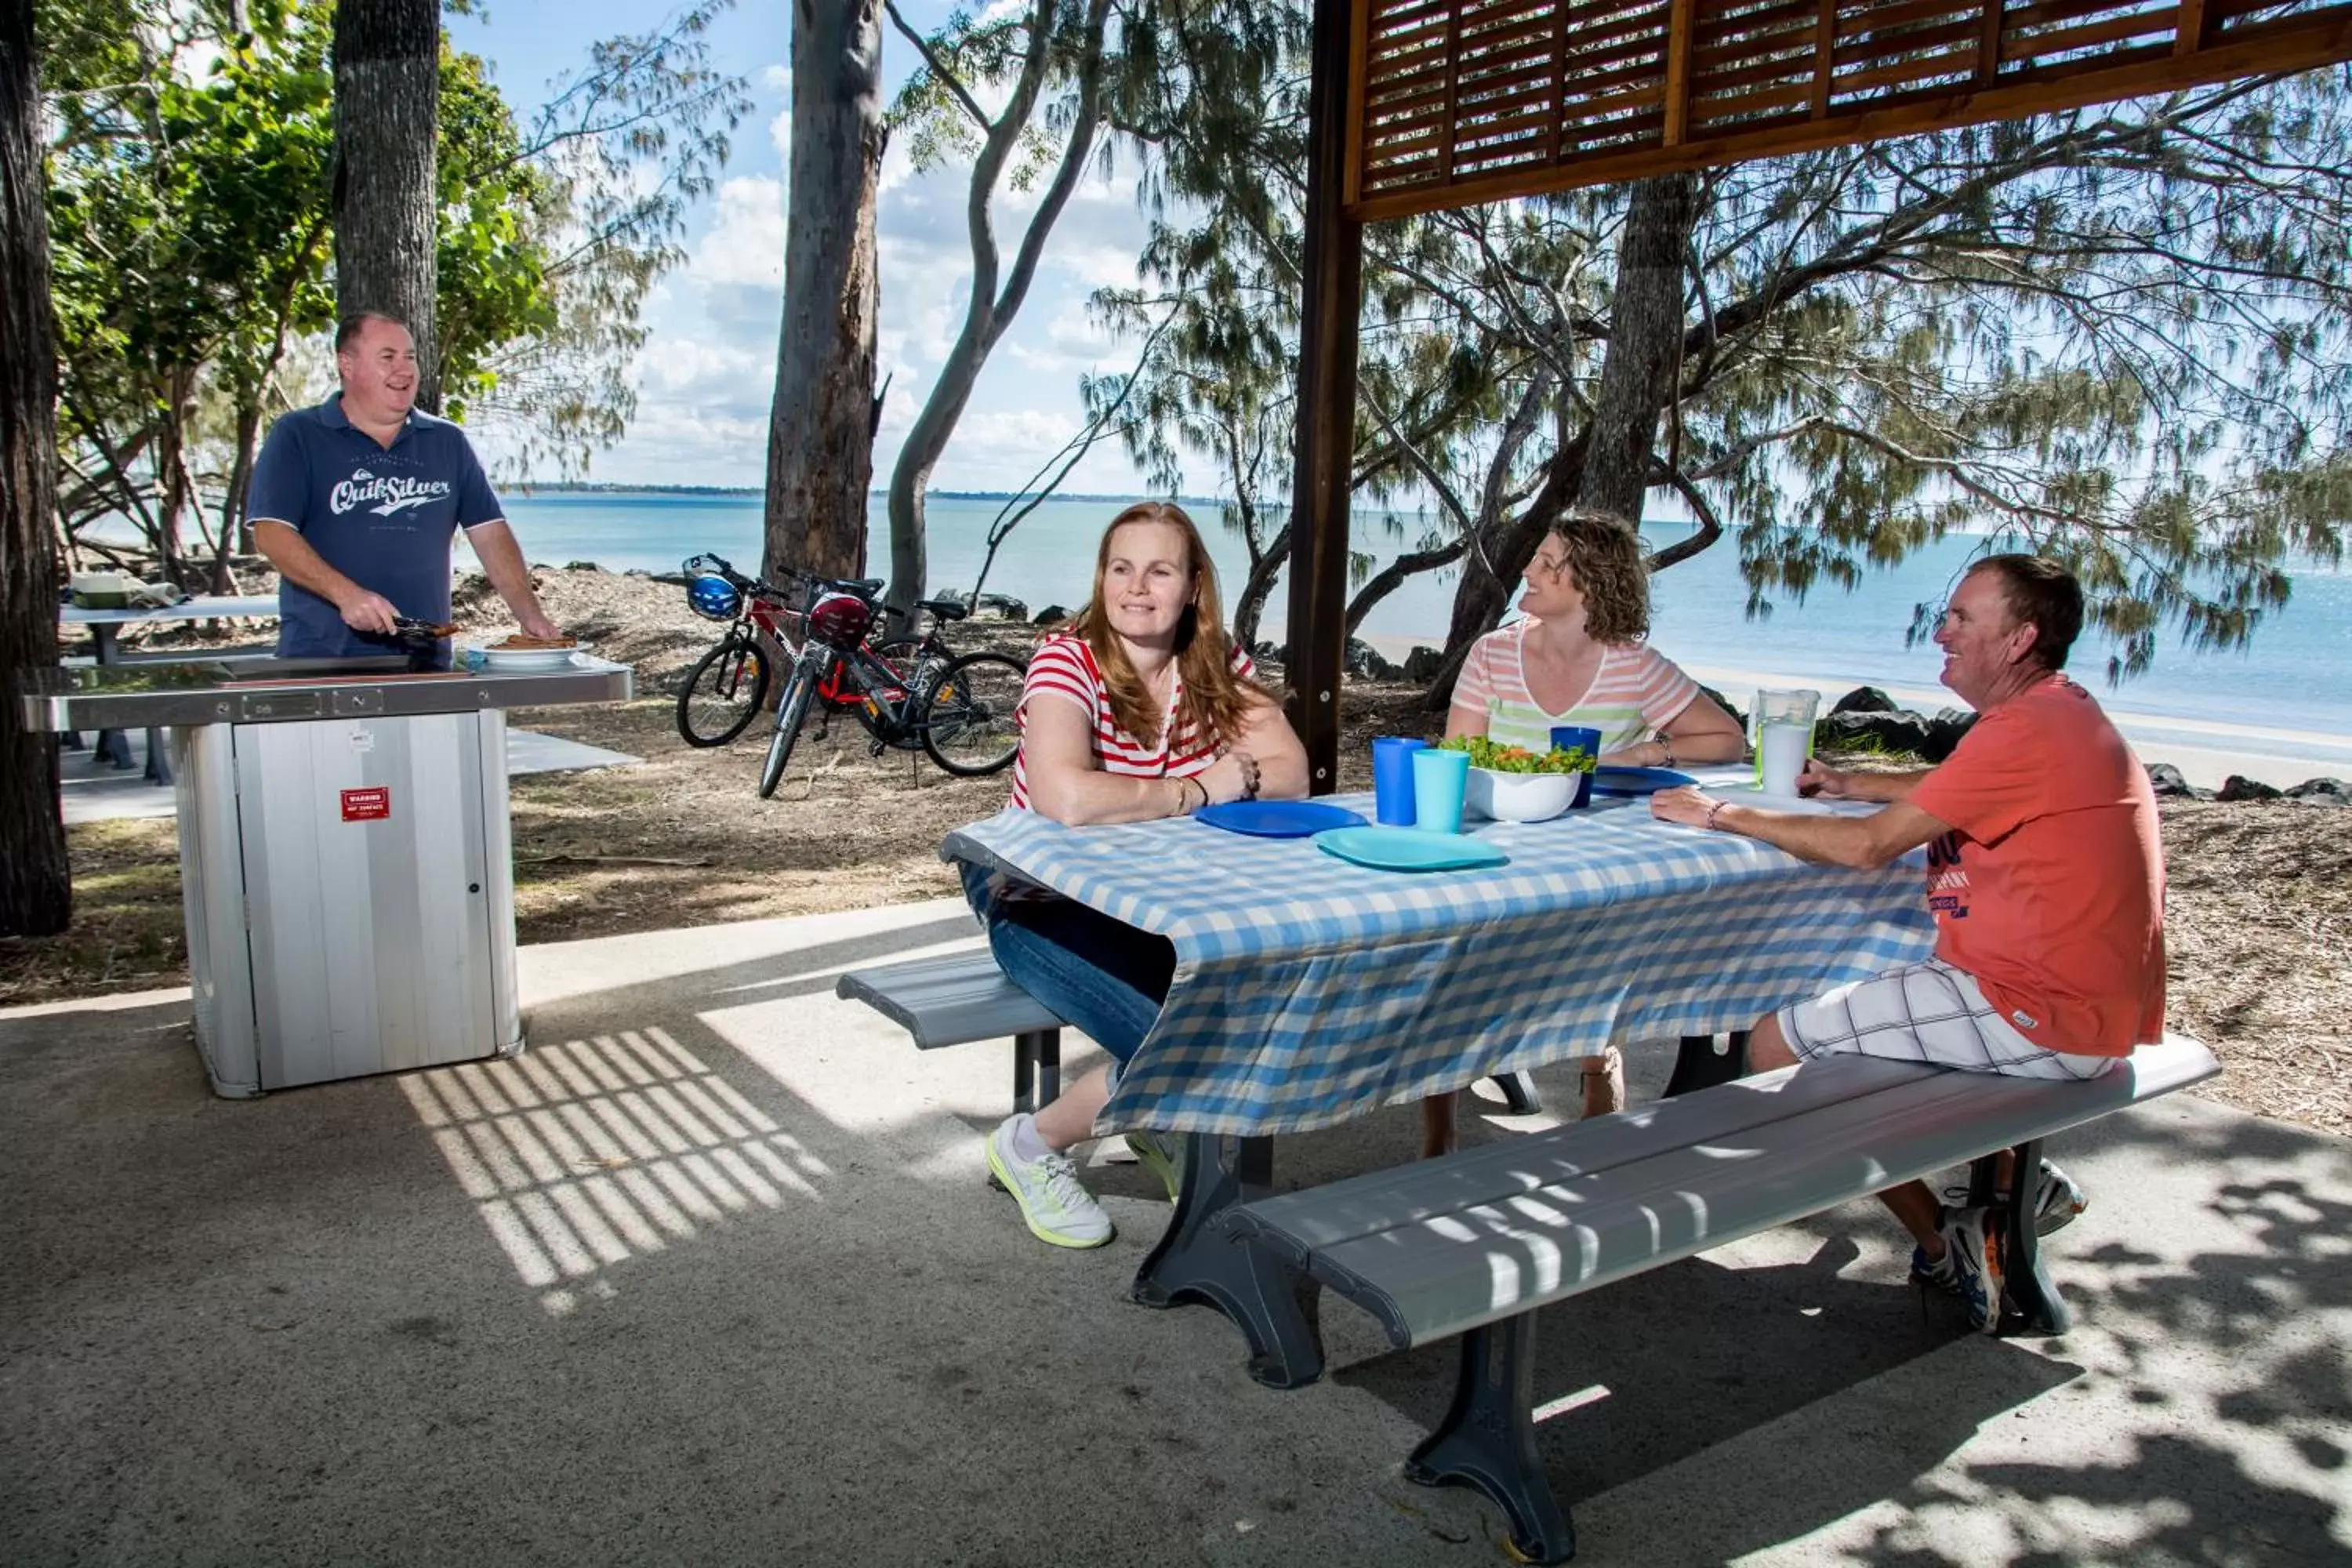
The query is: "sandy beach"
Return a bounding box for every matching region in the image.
[1355,633,2352,790]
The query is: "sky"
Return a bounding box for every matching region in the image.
[447,0,1164,492]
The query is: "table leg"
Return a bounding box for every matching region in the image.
[1131,1132,1326,1389]
[1404,1313,1575,1566]
[90,626,135,770]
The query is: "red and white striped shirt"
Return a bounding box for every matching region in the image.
[1008,633,1257,811]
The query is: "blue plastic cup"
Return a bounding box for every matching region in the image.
[1372,736,1430,826]
[1551,724,1602,809]
[1411,748,1471,833]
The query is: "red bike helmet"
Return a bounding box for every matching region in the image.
[804,590,874,650]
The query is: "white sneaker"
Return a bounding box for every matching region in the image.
[985,1116,1113,1249]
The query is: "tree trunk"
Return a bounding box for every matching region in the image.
[765,0,883,584]
[209,401,263,593]
[1229,515,1286,651]
[1576,173,1698,519]
[1422,173,1698,710]
[0,0,71,936]
[333,0,440,411]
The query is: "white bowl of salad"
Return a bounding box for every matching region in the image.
[1444,735,1599,822]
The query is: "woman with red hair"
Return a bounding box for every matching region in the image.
[972,502,1308,1249]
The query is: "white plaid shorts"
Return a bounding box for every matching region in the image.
[1778,958,2117,1081]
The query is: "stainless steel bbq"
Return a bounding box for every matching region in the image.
[20,653,635,1097]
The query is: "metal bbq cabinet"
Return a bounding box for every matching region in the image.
[21,654,635,1096]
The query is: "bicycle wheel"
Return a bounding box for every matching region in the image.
[920,652,1025,775]
[676,634,771,747]
[757,662,818,799]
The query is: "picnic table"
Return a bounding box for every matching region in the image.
[940,777,1936,1363]
[60,595,279,785]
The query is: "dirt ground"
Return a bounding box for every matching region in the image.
[8,566,2345,1140]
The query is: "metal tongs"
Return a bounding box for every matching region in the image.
[390,615,459,671]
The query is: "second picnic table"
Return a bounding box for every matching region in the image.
[61,595,279,784]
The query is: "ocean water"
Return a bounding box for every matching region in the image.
[496,489,2352,743]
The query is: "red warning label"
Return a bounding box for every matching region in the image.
[340,786,391,822]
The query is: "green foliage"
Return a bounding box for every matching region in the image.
[38,0,748,564]
[1088,5,2352,681]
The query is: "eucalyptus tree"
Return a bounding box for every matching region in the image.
[2,0,68,936]
[332,0,440,408]
[879,0,1143,615]
[766,0,884,583]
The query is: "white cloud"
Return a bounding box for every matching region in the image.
[691,176,786,292]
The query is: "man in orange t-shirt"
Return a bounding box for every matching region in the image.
[1650,555,2165,1332]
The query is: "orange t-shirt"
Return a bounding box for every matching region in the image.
[1907,675,2165,1058]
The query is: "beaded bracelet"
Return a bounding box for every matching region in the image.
[1705,798,1726,833]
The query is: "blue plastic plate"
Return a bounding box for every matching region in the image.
[1312,826,1509,872]
[1590,765,1698,797]
[1195,800,1368,837]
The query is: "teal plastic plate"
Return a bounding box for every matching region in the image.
[1313,826,1510,872]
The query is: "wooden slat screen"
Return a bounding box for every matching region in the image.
[1348,0,2352,215]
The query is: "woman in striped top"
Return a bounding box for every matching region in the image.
[1428,508,1745,1146]
[977,502,1308,1249]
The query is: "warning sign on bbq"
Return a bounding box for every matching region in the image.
[340,786,392,822]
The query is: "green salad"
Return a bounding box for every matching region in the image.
[1438,734,1597,774]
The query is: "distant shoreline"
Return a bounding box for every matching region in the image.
[503,484,1240,506]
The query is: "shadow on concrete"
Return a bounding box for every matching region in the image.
[4,906,2347,1566]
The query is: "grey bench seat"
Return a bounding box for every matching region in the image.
[1222,1033,2221,1564]
[836,947,1549,1120]
[835,949,1067,1112]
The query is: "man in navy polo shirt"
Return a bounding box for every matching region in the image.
[247,312,558,664]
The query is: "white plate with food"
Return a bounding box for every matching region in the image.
[472,637,585,672]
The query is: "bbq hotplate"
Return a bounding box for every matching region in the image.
[20,652,634,731]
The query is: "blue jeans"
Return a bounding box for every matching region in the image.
[967,870,1174,1065]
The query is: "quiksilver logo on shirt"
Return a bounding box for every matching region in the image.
[332,468,452,518]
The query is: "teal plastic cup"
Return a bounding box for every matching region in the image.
[1411,748,1471,833]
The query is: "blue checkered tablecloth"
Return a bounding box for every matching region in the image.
[942,789,1936,1137]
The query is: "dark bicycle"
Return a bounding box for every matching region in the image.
[672,554,1023,796]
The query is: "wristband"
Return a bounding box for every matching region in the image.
[1705,798,1725,833]
[1660,741,1675,768]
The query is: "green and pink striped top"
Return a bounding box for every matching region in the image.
[1452,620,1700,753]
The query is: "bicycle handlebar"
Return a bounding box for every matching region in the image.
[682,552,886,605]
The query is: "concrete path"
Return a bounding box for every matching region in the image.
[3,900,2346,1565]
[58,728,637,826]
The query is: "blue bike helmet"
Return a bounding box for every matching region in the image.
[687,573,742,622]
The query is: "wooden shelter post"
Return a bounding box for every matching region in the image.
[1284,0,1363,795]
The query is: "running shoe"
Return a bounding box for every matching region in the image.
[1123,1131,1184,1205]
[1936,1205,2005,1334]
[985,1115,1112,1249]
[1942,1157,2088,1237]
